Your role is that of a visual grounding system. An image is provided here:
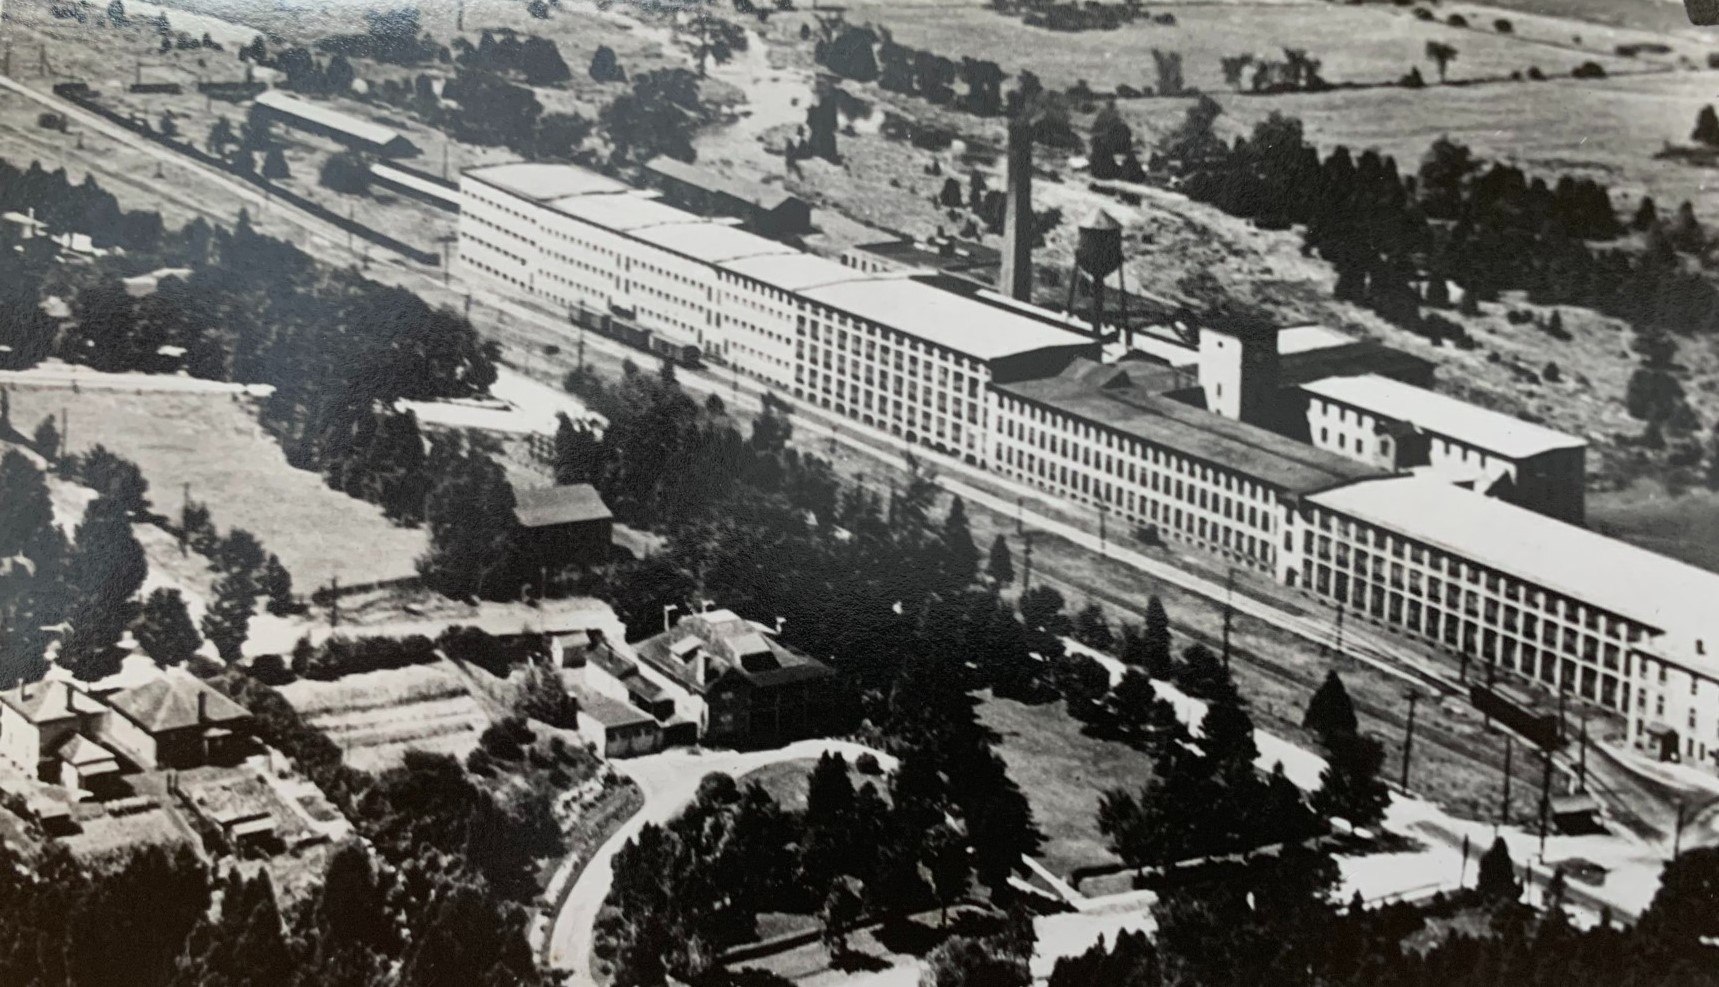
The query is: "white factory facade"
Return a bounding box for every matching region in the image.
[456,162,1719,769]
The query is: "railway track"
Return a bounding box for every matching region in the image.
[1029,560,1664,839]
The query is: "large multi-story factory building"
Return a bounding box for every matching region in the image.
[456,162,1719,768]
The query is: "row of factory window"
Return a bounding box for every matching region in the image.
[996,448,1272,564]
[794,367,976,433]
[1305,561,1630,711]
[462,209,537,253]
[461,193,537,242]
[802,322,983,395]
[808,386,969,449]
[1303,532,1643,647]
[458,232,527,270]
[460,254,529,291]
[997,400,1273,506]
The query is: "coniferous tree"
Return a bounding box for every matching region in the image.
[1142,594,1173,678]
[1311,733,1390,827]
[800,752,857,894]
[202,571,257,662]
[0,449,58,562]
[986,533,1014,587]
[260,553,294,615]
[1303,670,1359,746]
[1475,836,1521,901]
[1694,106,1719,147]
[1633,195,1659,232]
[133,587,201,666]
[261,148,291,180]
[62,496,148,677]
[33,414,60,464]
[1073,602,1115,653]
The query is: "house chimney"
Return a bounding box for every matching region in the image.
[198,689,208,723]
[693,648,707,687]
[63,681,76,709]
[999,118,1034,302]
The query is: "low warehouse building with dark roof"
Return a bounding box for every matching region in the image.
[642,157,811,236]
[252,90,420,157]
[513,483,614,568]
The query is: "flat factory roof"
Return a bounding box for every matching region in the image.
[1276,324,1355,355]
[1309,475,1719,642]
[1300,374,1585,460]
[799,277,1097,362]
[999,359,1385,495]
[631,222,796,264]
[544,192,694,232]
[720,252,873,292]
[464,162,630,202]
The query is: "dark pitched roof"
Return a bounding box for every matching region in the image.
[1280,340,1436,387]
[997,358,1385,496]
[0,680,105,724]
[644,157,803,212]
[633,609,831,693]
[570,686,659,729]
[513,484,613,528]
[106,676,249,734]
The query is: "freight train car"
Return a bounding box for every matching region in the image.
[568,304,702,369]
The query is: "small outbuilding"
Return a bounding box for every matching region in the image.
[513,483,614,569]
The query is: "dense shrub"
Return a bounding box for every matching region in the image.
[289,633,439,680]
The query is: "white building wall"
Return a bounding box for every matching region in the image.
[988,391,1282,570]
[456,180,539,290]
[794,306,990,464]
[1279,502,1683,744]
[0,703,41,775]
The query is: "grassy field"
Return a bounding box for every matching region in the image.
[1473,0,1715,35]
[1590,477,1719,572]
[278,660,488,772]
[820,0,1645,91]
[975,691,1158,880]
[1209,69,1719,222]
[741,757,887,813]
[0,385,429,590]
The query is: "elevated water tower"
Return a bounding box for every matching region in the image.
[1066,208,1127,338]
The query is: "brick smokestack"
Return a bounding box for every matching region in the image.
[999,118,1034,302]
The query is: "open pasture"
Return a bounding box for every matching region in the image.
[1203,68,1719,219]
[828,0,1642,91]
[0,384,430,591]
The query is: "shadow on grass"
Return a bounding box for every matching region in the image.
[830,950,893,973]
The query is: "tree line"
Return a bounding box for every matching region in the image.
[1158,102,1713,446]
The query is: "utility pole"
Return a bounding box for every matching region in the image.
[1501,734,1513,826]
[1674,799,1688,861]
[1537,744,1553,858]
[1021,533,1034,593]
[442,141,450,182]
[1401,690,1419,790]
[457,0,465,31]
[442,241,451,285]
[1577,712,1589,794]
[180,481,191,557]
[1098,500,1107,555]
[1016,496,1024,535]
[329,575,341,627]
[1459,834,1470,888]
[1334,602,1346,659]
[1221,566,1235,672]
[59,407,67,465]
